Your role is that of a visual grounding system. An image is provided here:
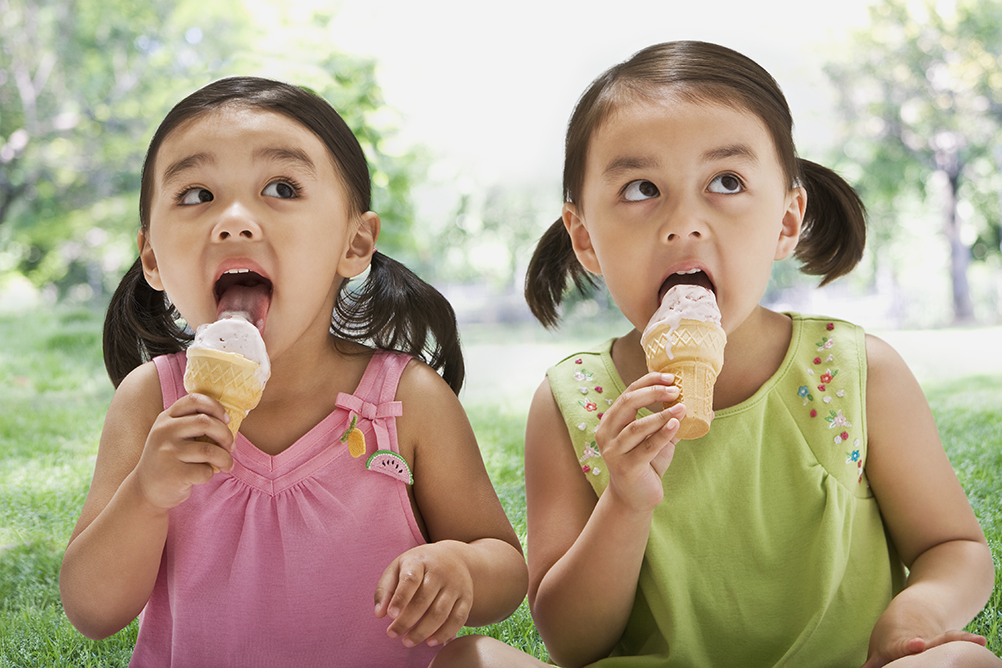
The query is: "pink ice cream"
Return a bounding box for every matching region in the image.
[642,284,722,359]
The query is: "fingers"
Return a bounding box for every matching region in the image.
[599,372,679,435]
[375,548,472,648]
[134,394,235,509]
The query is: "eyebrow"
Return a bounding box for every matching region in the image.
[159,146,319,191]
[160,152,214,188]
[601,143,759,183]
[252,146,318,176]
[602,156,660,182]
[701,143,759,164]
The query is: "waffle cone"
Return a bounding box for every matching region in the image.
[183,347,265,438]
[641,319,726,439]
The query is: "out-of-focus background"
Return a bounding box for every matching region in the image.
[2,0,1001,332]
[3,2,1002,661]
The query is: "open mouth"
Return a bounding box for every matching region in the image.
[658,269,715,303]
[214,269,273,332]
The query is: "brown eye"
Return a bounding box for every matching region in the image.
[708,174,743,194]
[180,188,213,205]
[623,180,660,201]
[263,180,298,199]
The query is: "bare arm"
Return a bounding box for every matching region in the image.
[60,362,235,639]
[374,360,528,647]
[861,334,995,667]
[526,374,681,668]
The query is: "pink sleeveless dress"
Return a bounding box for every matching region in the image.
[130,350,440,667]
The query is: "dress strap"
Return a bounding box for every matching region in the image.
[153,352,187,409]
[334,350,411,455]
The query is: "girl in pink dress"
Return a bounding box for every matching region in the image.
[60,77,538,668]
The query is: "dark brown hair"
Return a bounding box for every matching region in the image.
[104,76,464,392]
[525,41,866,327]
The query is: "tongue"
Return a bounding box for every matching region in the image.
[216,284,270,332]
[660,271,714,302]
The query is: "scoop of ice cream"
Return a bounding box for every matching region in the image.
[190,313,271,385]
[643,284,721,341]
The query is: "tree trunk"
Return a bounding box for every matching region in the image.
[942,168,975,323]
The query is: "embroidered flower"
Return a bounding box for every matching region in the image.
[594,386,603,393]
[810,409,818,418]
[813,357,822,365]
[579,400,598,412]
[826,409,852,429]
[591,467,602,476]
[574,370,594,382]
[580,444,600,461]
[816,335,835,351]
[798,385,810,398]
[818,384,827,392]
[574,358,583,364]
[579,387,589,395]
[582,464,591,473]
[577,422,587,431]
[820,370,836,384]
[827,322,835,331]
[846,449,860,463]
[836,390,845,398]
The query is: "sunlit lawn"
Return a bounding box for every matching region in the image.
[1,307,1000,665]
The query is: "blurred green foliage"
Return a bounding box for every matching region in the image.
[826,0,1002,323]
[0,0,422,303]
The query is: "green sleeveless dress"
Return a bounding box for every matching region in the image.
[546,314,905,667]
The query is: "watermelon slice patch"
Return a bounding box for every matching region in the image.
[365,450,413,485]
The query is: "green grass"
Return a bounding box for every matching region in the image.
[2,308,1001,664]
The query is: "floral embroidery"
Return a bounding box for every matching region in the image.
[796,321,864,484]
[826,409,851,429]
[577,422,587,431]
[579,400,598,412]
[582,464,591,473]
[574,369,594,383]
[594,386,604,393]
[580,444,600,461]
[574,358,583,364]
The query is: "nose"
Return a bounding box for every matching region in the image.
[212,201,261,241]
[661,195,706,242]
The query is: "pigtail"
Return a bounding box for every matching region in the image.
[333,252,465,394]
[524,218,598,329]
[103,258,191,388]
[795,159,867,286]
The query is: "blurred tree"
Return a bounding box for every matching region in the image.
[0,0,421,300]
[825,0,1002,324]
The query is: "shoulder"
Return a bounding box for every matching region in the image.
[103,360,167,452]
[396,355,462,410]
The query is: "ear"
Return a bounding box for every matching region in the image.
[338,210,380,278]
[562,203,602,275]
[774,186,806,261]
[138,230,164,291]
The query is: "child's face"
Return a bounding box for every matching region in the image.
[139,105,377,357]
[564,95,805,335]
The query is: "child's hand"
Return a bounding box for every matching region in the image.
[133,393,235,511]
[595,372,683,513]
[374,542,474,648]
[862,604,989,668]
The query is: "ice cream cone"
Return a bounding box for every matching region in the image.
[641,318,726,439]
[183,347,265,438]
